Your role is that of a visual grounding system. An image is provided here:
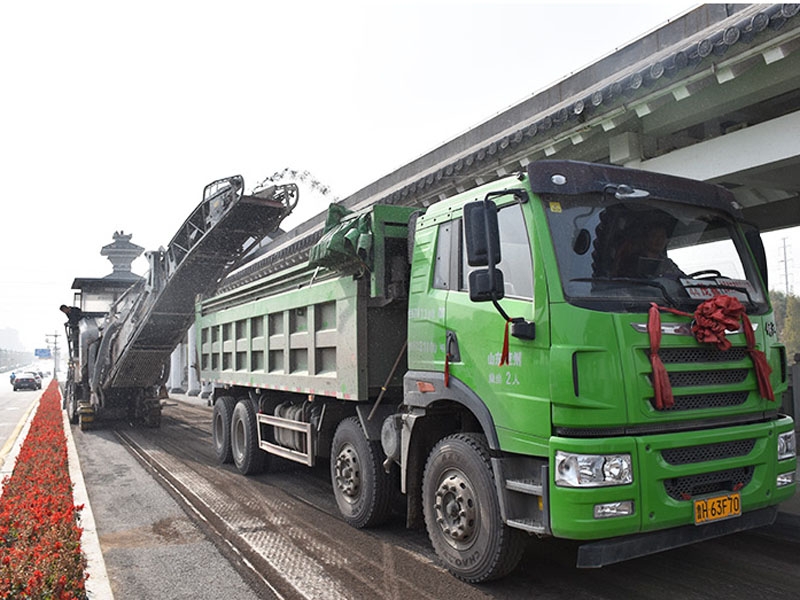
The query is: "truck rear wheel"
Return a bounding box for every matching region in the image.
[231,399,267,475]
[213,396,236,464]
[422,433,526,583]
[330,416,392,528]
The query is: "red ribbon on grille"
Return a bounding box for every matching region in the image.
[742,313,774,401]
[691,294,743,351]
[648,295,774,410]
[648,303,685,410]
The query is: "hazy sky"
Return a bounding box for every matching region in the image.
[1,1,796,352]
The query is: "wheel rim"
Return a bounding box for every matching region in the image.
[433,469,477,547]
[334,442,361,504]
[232,417,245,462]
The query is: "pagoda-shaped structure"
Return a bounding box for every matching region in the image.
[71,231,145,317]
[100,231,144,281]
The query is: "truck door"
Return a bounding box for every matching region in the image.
[407,217,455,375]
[445,199,552,447]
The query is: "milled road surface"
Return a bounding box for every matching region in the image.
[73,400,800,599]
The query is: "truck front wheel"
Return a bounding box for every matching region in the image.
[231,399,267,475]
[422,433,526,583]
[212,396,236,464]
[330,416,392,528]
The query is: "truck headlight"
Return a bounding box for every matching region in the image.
[555,451,633,487]
[778,431,796,461]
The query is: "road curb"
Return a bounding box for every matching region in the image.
[62,394,116,600]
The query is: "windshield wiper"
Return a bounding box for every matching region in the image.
[570,277,681,308]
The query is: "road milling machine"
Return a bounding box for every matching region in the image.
[61,176,298,429]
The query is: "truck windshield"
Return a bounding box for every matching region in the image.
[542,194,768,313]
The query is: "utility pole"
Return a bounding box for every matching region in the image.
[45,331,60,378]
[780,237,790,294]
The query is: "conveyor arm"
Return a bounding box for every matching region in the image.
[91,177,298,392]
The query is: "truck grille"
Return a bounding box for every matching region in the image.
[643,346,752,412]
[656,347,749,364]
[664,466,754,500]
[666,369,748,387]
[649,391,748,411]
[661,439,755,465]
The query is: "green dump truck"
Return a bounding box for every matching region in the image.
[198,160,796,582]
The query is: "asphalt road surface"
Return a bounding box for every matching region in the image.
[69,398,800,600]
[0,369,44,473]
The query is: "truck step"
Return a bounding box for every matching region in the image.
[507,518,547,534]
[506,478,543,495]
[257,413,315,467]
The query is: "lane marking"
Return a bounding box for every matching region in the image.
[0,393,39,473]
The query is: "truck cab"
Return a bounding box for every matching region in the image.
[403,160,795,577]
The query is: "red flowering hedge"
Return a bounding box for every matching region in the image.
[0,380,87,599]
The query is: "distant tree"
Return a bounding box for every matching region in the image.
[0,348,33,371]
[782,293,800,364]
[770,290,787,335]
[0,328,26,352]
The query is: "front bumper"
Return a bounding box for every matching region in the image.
[548,416,796,541]
[576,505,777,567]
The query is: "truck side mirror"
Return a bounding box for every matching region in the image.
[464,200,501,266]
[463,199,504,303]
[468,269,505,302]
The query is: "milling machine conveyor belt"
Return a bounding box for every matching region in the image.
[93,177,298,391]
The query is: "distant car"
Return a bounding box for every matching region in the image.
[24,371,43,389]
[13,374,39,391]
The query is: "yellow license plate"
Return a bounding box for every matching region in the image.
[694,492,741,525]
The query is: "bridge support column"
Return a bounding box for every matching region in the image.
[169,345,185,394]
[187,324,200,396]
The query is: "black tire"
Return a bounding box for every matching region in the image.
[330,416,392,528]
[213,396,236,464]
[144,399,162,428]
[69,398,79,425]
[422,433,527,583]
[66,383,79,425]
[231,399,267,475]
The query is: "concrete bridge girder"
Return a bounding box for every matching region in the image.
[635,110,800,230]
